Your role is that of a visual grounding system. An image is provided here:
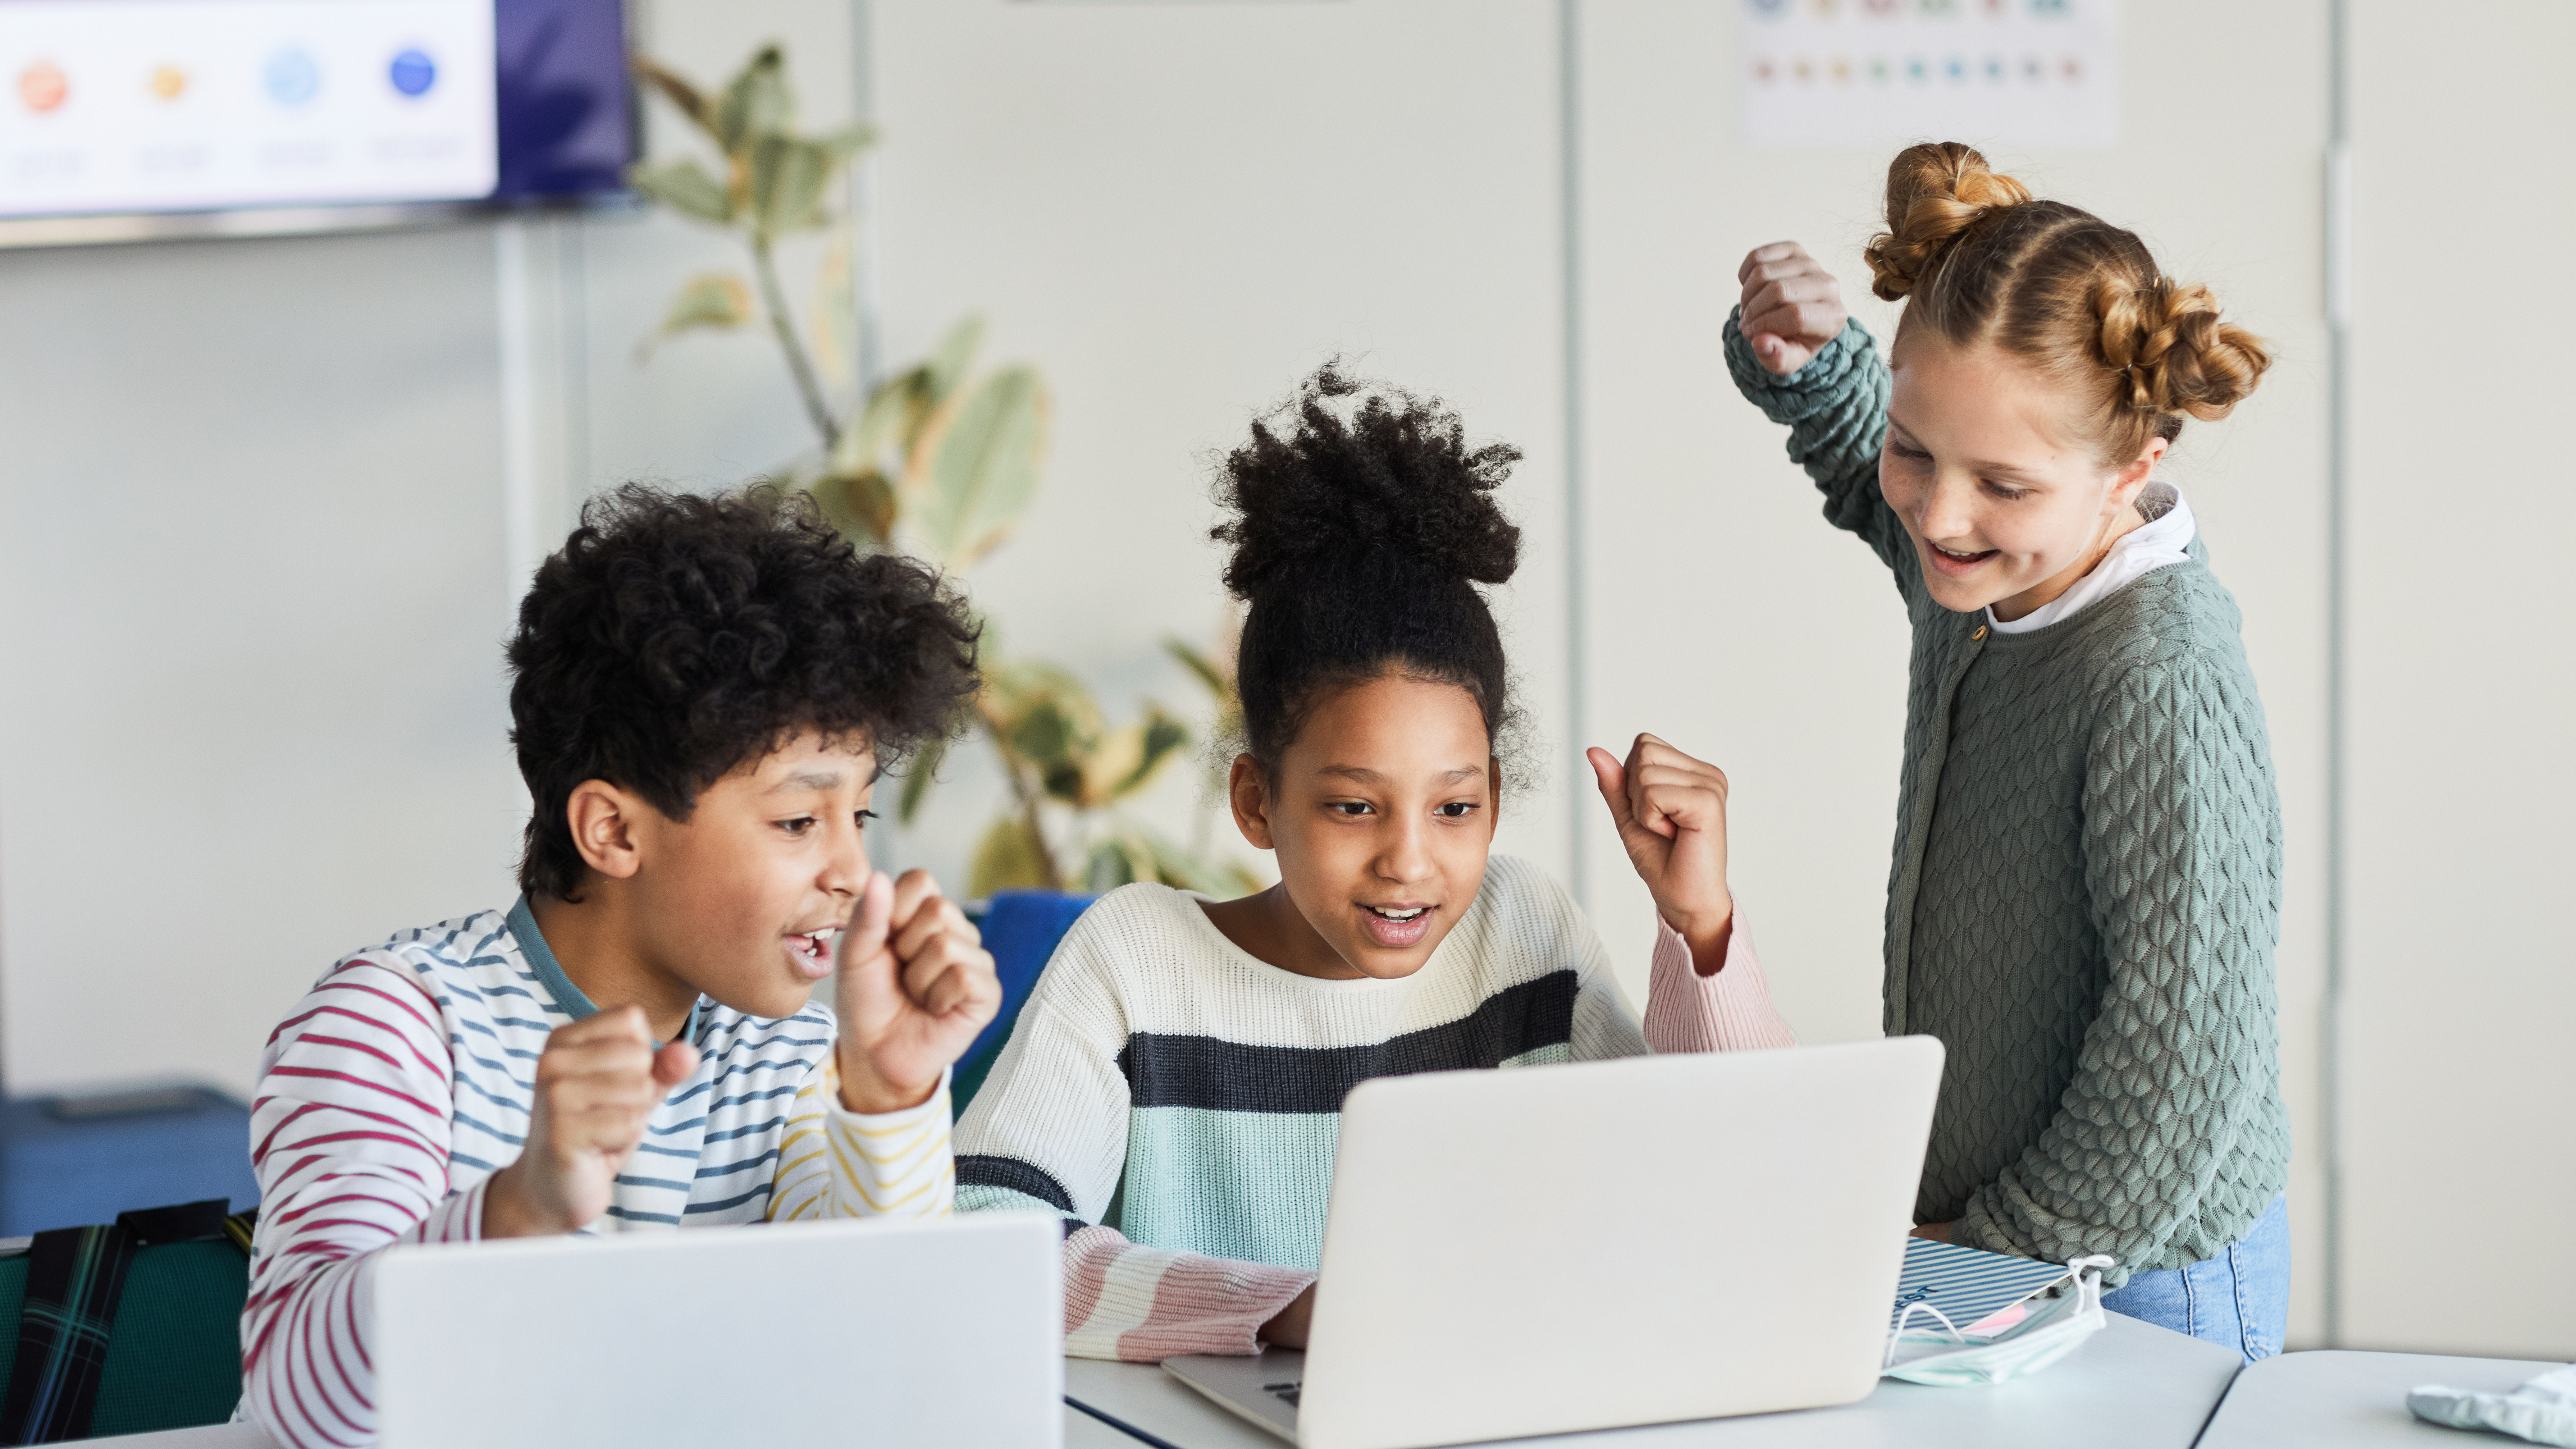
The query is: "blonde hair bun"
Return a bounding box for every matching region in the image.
[1863,142,2034,302]
[2094,278,2272,421]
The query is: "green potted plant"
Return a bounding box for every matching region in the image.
[625,43,1255,903]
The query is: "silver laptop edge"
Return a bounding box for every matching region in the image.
[375,1211,1063,1449]
[1165,1037,1943,1449]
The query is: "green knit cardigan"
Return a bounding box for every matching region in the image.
[1725,313,2291,1281]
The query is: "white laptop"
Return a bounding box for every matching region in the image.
[1162,1037,1944,1449]
[373,1210,1062,1449]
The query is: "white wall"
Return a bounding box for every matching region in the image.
[865,0,1573,898]
[0,226,526,1097]
[2341,0,2576,1360]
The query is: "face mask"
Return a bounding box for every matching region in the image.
[1880,1254,2116,1387]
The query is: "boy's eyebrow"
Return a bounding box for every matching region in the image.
[770,769,847,793]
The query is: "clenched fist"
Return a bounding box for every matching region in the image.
[484,1006,699,1238]
[1738,241,1851,376]
[1589,734,1737,976]
[833,869,1002,1115]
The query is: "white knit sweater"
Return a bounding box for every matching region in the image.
[955,854,1797,1361]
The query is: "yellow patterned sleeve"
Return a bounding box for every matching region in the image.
[768,1056,956,1223]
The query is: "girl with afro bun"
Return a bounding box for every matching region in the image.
[1727,143,2290,1361]
[954,365,1797,1360]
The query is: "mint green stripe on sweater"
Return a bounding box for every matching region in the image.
[1122,1108,1342,1270]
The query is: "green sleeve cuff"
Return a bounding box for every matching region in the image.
[1722,307,1878,424]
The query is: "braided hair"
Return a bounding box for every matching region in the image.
[1862,142,2272,465]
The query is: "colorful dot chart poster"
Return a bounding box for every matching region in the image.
[0,0,495,218]
[1738,0,2119,150]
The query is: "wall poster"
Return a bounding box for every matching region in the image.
[1738,0,2120,150]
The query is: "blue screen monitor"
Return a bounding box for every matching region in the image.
[0,0,634,242]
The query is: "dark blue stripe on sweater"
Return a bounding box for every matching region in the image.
[959,1155,1076,1215]
[1116,969,1579,1114]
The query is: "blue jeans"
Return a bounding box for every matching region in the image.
[2098,1194,2289,1364]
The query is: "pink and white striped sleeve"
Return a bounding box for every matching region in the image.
[1640,900,1798,1053]
[240,958,475,1449]
[1060,1226,1313,1362]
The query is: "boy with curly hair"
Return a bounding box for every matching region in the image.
[241,485,998,1449]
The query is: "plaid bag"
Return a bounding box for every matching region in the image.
[0,1200,254,1446]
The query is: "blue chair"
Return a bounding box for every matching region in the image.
[955,891,1094,1111]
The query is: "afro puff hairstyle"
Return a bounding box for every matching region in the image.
[507,483,981,901]
[1211,362,1525,781]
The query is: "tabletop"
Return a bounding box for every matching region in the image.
[66,1406,1142,1448]
[1066,1311,2245,1449]
[2196,1349,2564,1448]
[64,1339,2562,1447]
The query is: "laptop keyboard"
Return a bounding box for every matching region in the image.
[1264,1382,1302,1407]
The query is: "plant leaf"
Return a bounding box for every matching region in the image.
[747,134,836,239]
[814,121,878,164]
[629,56,717,140]
[1163,637,1231,699]
[1119,823,1259,898]
[626,158,733,225]
[635,272,752,361]
[810,468,898,547]
[1080,724,1148,810]
[1009,698,1075,771]
[715,45,793,150]
[902,366,1049,571]
[1081,839,1137,894]
[895,732,950,825]
[831,371,918,477]
[983,665,1104,808]
[809,222,855,395]
[969,815,1054,897]
[1126,711,1192,795]
[978,659,1091,738]
[923,316,985,407]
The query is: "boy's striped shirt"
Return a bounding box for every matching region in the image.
[241,899,952,1449]
[953,854,1797,1361]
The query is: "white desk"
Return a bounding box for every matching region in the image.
[67,1406,1140,1447]
[1066,1312,2243,1448]
[2197,1349,2565,1447]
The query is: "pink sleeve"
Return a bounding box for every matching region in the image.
[241,959,478,1449]
[1061,1224,1314,1362]
[1640,900,1798,1053]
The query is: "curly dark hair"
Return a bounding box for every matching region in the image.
[507,483,981,900]
[1211,363,1525,778]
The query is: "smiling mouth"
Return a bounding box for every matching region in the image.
[783,928,838,979]
[1357,903,1436,949]
[1926,540,1999,572]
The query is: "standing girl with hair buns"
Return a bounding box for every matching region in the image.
[1725,142,2290,1361]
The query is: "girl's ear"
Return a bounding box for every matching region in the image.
[1227,753,1277,851]
[2106,432,2170,514]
